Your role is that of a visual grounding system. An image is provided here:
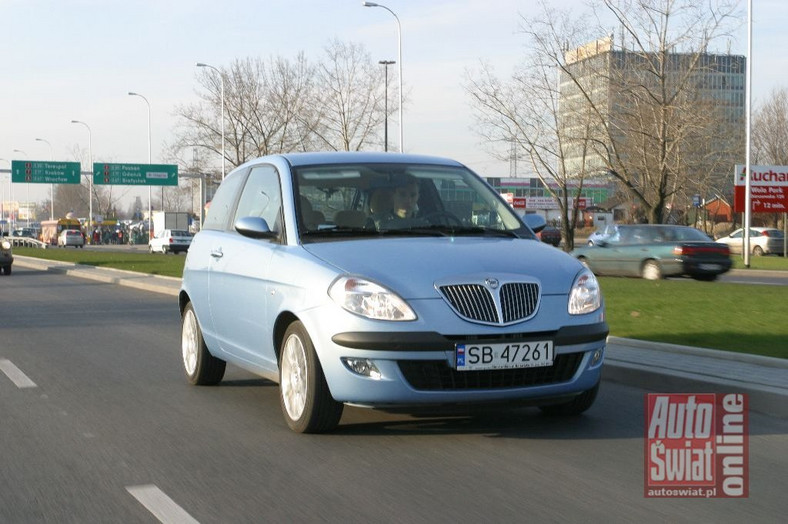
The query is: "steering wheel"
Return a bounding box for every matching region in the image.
[421,211,463,227]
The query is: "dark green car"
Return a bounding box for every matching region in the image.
[571,225,731,281]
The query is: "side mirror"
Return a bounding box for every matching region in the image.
[523,214,546,234]
[235,216,278,239]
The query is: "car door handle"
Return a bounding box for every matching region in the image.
[210,248,223,259]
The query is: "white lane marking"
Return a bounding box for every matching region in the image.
[126,484,200,524]
[0,359,38,388]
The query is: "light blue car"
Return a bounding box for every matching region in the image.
[179,152,607,433]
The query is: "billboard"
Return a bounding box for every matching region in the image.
[733,164,788,213]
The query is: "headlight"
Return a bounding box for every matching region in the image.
[568,268,602,315]
[329,276,416,321]
[1,240,10,250]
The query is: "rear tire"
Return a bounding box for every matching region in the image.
[539,383,599,416]
[181,302,226,385]
[753,246,764,256]
[2,265,10,275]
[642,260,662,280]
[279,321,343,433]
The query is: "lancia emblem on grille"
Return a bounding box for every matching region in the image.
[485,278,499,289]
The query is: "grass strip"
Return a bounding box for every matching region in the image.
[14,247,185,278]
[599,277,787,359]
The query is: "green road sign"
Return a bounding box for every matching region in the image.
[11,160,81,184]
[93,163,178,186]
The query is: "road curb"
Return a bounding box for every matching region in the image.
[607,336,788,368]
[605,337,788,418]
[14,255,180,297]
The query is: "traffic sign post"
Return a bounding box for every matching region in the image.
[93,163,178,186]
[11,160,81,184]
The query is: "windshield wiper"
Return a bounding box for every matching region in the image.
[442,226,521,238]
[301,227,379,237]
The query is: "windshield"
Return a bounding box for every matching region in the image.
[293,162,532,240]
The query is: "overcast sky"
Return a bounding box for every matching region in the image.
[2,0,787,206]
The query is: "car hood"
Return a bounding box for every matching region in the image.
[302,237,583,297]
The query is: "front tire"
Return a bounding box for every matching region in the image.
[279,321,343,433]
[181,302,226,385]
[539,383,599,416]
[2,265,10,275]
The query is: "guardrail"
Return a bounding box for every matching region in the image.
[7,237,49,249]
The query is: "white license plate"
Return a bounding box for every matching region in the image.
[699,264,720,270]
[456,340,554,371]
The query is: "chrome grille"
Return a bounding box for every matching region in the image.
[440,284,499,323]
[438,281,540,325]
[500,282,540,323]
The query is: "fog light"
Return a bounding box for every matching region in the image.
[591,349,603,366]
[342,358,382,380]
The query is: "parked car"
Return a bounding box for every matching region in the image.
[538,226,561,247]
[571,224,731,281]
[149,229,193,254]
[179,152,607,433]
[57,229,85,248]
[0,239,12,275]
[715,227,786,256]
[586,224,618,246]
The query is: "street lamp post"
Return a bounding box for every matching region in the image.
[71,120,93,241]
[35,137,54,220]
[128,91,153,240]
[196,62,226,180]
[363,1,403,152]
[13,149,29,227]
[378,60,395,152]
[0,158,7,230]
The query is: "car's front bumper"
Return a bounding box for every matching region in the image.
[305,301,608,406]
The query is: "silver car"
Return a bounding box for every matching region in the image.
[57,229,85,248]
[179,152,607,433]
[715,227,786,256]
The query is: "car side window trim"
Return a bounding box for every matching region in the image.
[202,167,251,232]
[233,163,286,243]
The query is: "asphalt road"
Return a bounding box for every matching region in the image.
[2,267,787,522]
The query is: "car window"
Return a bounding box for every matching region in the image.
[234,164,283,235]
[203,169,246,231]
[294,162,527,236]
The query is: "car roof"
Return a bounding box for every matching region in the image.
[249,151,466,168]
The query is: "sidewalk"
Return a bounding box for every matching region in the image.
[13,255,788,418]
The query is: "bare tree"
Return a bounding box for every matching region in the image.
[171,40,390,169]
[752,88,788,227]
[173,54,315,171]
[578,0,741,224]
[466,4,603,250]
[753,88,788,165]
[308,39,388,151]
